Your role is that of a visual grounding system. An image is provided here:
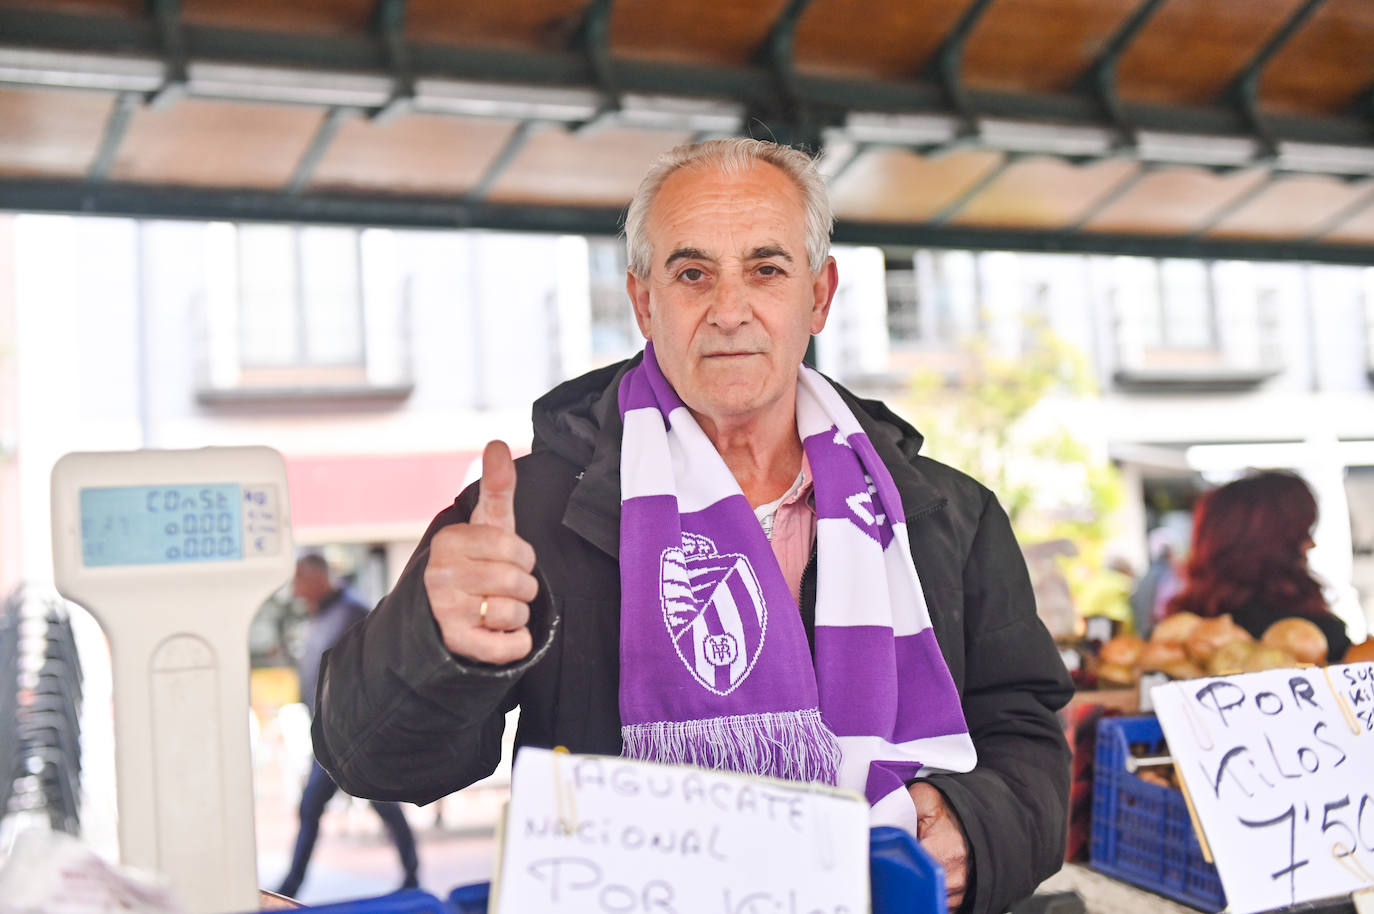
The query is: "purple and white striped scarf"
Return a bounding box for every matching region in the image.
[617,344,976,833]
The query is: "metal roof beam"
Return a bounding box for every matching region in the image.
[2,177,1370,264]
[756,0,814,133]
[818,139,867,186]
[925,0,998,123]
[1189,173,1279,236]
[1304,181,1374,242]
[286,106,357,196]
[145,0,186,108]
[573,0,619,126]
[370,0,412,122]
[1064,163,1152,232]
[87,91,142,184]
[1079,0,1169,136]
[1226,0,1329,159]
[466,120,541,202]
[929,154,1016,224]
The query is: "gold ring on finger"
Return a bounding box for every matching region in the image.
[479,598,489,626]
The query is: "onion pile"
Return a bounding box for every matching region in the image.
[1260,617,1328,665]
[1087,610,1340,689]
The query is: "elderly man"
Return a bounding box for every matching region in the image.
[314,139,1072,914]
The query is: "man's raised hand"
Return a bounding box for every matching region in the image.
[423,440,538,664]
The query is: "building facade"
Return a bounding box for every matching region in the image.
[1,215,1370,640]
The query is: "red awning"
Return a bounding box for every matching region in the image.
[283,451,481,534]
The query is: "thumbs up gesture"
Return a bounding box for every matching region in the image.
[424,440,538,664]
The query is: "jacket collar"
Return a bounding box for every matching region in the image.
[559,361,947,560]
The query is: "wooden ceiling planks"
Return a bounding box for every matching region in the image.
[1323,190,1374,244]
[609,0,790,67]
[830,147,1006,222]
[948,156,1141,228]
[309,114,521,196]
[0,0,139,16]
[961,0,1145,94]
[403,0,590,51]
[1258,0,1374,116]
[0,86,115,178]
[1204,175,1374,239]
[1079,166,1272,235]
[1114,0,1310,106]
[179,0,376,36]
[792,0,972,80]
[108,98,326,188]
[484,126,692,206]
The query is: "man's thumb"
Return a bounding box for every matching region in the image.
[472,439,517,531]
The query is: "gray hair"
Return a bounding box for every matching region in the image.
[623,138,834,279]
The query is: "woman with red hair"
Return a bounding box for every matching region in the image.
[1166,470,1351,662]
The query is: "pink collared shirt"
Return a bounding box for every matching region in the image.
[754,453,817,603]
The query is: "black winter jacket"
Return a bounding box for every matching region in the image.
[313,357,1073,914]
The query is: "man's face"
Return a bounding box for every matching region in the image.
[293,562,330,611]
[627,160,837,429]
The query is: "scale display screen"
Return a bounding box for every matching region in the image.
[80,483,244,567]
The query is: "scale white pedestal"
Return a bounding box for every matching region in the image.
[51,446,295,914]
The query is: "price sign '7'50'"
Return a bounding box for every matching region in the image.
[1154,662,1374,914]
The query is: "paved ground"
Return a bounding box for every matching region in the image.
[250,706,506,907]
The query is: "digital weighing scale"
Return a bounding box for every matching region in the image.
[51,446,294,914]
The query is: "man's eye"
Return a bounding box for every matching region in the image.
[681,268,705,281]
[757,264,784,276]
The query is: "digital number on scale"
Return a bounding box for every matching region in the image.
[80,484,246,566]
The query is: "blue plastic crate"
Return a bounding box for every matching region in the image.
[1090,715,1226,911]
[267,888,448,913]
[450,826,946,914]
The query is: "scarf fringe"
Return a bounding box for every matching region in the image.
[621,708,842,785]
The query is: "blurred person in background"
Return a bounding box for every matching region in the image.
[276,554,420,899]
[1164,471,1351,662]
[1130,526,1183,640]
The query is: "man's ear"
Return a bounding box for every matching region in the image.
[627,270,653,339]
[809,256,839,335]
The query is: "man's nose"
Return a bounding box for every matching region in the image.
[707,273,752,329]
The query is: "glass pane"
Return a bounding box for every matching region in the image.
[587,240,636,358]
[884,254,919,344]
[300,227,364,366]
[1111,257,1161,349]
[1159,258,1213,349]
[237,225,297,367]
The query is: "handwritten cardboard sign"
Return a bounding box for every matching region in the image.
[1152,662,1374,913]
[492,748,871,914]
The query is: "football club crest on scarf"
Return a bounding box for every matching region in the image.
[660,532,767,696]
[617,343,975,832]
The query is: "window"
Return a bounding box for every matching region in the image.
[200,223,413,401]
[1153,259,1217,350]
[1364,268,1374,377]
[237,225,364,371]
[1111,257,1284,388]
[885,250,975,349]
[884,253,921,344]
[587,240,639,362]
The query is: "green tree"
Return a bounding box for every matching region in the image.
[900,319,1126,632]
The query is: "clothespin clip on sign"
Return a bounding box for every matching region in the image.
[551,745,578,833]
[1332,842,1374,887]
[1333,840,1374,914]
[1321,667,1361,736]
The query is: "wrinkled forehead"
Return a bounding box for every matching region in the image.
[644,161,807,264]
